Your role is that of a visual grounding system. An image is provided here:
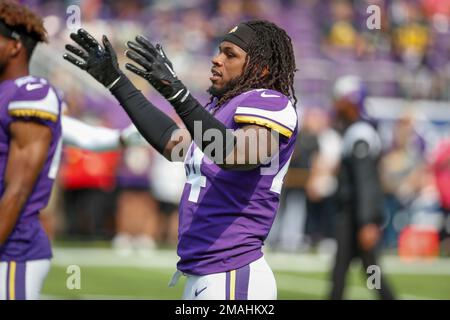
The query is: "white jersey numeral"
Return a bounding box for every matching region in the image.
[185,145,206,203]
[270,154,292,194]
[48,137,63,179]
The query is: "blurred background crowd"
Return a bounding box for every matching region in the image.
[24,0,450,259]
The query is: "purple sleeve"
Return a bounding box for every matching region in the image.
[233,89,297,138]
[7,81,61,131]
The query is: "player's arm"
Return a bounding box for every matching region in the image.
[63,29,190,160]
[62,29,276,167]
[111,61,277,167]
[62,115,121,151]
[350,140,383,224]
[124,35,243,165]
[62,115,147,151]
[219,124,279,170]
[0,121,52,245]
[349,140,383,250]
[109,76,192,160]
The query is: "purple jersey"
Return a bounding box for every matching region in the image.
[178,89,298,275]
[0,76,63,262]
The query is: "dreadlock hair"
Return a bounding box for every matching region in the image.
[0,0,48,59]
[209,20,297,113]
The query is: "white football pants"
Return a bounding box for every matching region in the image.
[175,256,277,300]
[0,259,50,300]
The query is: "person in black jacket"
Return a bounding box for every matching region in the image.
[329,75,395,300]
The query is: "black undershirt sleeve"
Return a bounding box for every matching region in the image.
[171,94,236,162]
[110,76,235,162]
[110,76,178,154]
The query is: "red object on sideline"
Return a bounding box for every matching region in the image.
[398,226,440,260]
[59,147,121,191]
[431,140,450,210]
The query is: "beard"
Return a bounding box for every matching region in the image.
[0,60,6,77]
[207,76,241,98]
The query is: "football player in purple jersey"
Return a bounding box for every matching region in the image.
[64,20,298,300]
[0,0,63,300]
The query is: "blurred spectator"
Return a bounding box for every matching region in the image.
[380,114,426,247]
[422,0,450,18]
[211,0,245,33]
[150,154,186,246]
[305,108,342,249]
[357,0,393,60]
[430,139,450,254]
[391,0,430,63]
[321,0,366,60]
[397,162,442,259]
[269,109,320,252]
[112,145,159,256]
[390,0,435,99]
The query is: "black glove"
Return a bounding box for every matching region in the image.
[125,35,236,162]
[63,28,122,89]
[124,35,189,106]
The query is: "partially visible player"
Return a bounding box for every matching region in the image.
[62,115,145,151]
[64,20,298,300]
[0,0,63,300]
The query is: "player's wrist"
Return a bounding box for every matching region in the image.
[108,73,131,94]
[166,81,191,110]
[170,91,197,117]
[167,88,190,108]
[106,74,122,90]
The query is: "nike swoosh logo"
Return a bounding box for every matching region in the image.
[194,286,207,297]
[25,83,44,91]
[261,92,280,98]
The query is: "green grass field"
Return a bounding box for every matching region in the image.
[41,246,450,300]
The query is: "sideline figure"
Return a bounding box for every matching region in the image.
[0,0,63,299]
[329,75,396,300]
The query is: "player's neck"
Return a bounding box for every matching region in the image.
[0,63,29,83]
[343,107,359,125]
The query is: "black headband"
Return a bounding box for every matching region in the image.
[221,22,257,52]
[0,20,20,40]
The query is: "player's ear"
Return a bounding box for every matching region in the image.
[9,40,23,58]
[253,64,270,78]
[240,53,250,74]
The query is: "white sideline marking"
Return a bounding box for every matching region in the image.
[51,247,450,275]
